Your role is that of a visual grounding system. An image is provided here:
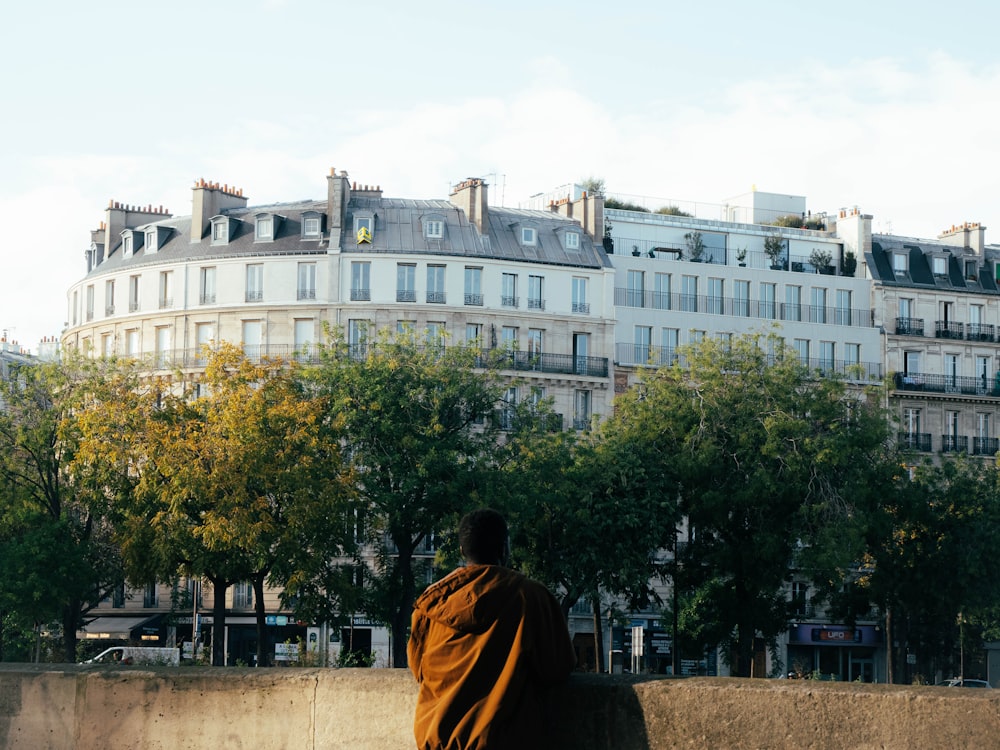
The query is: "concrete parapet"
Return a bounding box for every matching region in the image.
[2,665,1000,749]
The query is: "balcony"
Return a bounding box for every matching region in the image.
[464,293,483,306]
[199,293,216,305]
[495,350,609,378]
[501,296,518,308]
[613,287,873,327]
[129,301,140,312]
[892,372,996,397]
[426,292,446,304]
[158,297,173,309]
[572,302,590,314]
[898,432,933,452]
[973,437,999,456]
[105,305,115,316]
[245,291,263,303]
[396,290,416,302]
[895,317,924,336]
[941,435,969,454]
[297,288,316,301]
[967,323,995,342]
[351,288,371,301]
[528,298,545,311]
[935,320,964,339]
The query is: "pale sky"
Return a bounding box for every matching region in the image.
[3,0,1000,353]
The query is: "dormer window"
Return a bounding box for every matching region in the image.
[933,256,947,276]
[893,252,908,275]
[254,213,281,242]
[565,231,580,250]
[122,233,133,258]
[355,215,374,244]
[966,261,978,281]
[211,217,230,245]
[145,229,157,254]
[301,211,323,240]
[521,227,537,246]
[426,220,443,239]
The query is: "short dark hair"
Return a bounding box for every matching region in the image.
[458,508,508,565]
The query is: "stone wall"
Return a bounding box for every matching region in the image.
[2,664,1000,749]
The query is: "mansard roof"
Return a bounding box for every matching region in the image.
[867,234,999,295]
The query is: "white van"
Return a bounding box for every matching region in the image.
[84,646,180,666]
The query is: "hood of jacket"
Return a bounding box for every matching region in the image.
[412,564,528,636]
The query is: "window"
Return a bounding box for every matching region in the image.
[791,582,808,617]
[245,264,263,302]
[355,216,373,244]
[425,219,444,239]
[348,320,369,359]
[464,267,483,305]
[810,287,827,324]
[195,323,214,363]
[835,290,851,325]
[565,231,580,250]
[945,353,960,391]
[572,277,589,313]
[501,326,518,348]
[966,261,978,280]
[145,229,157,253]
[295,319,315,360]
[730,280,749,317]
[904,408,921,437]
[302,212,322,239]
[933,256,947,276]
[123,234,133,257]
[158,271,173,309]
[111,583,125,608]
[527,328,543,356]
[521,227,536,246]
[760,282,776,319]
[661,328,679,366]
[297,262,317,300]
[105,279,115,316]
[690,330,705,344]
[627,270,645,308]
[155,326,172,368]
[211,219,228,244]
[500,387,518,431]
[426,322,446,350]
[125,329,139,357]
[197,267,215,305]
[396,264,416,302]
[819,341,835,371]
[255,216,273,241]
[86,285,94,321]
[707,278,724,315]
[681,275,697,312]
[129,275,140,312]
[351,261,371,301]
[893,252,908,274]
[242,320,262,360]
[785,285,801,322]
[466,324,482,346]
[427,265,446,303]
[528,275,544,310]
[501,273,518,307]
[653,273,670,311]
[845,343,860,368]
[72,290,78,325]
[793,338,809,363]
[634,326,652,364]
[573,390,591,430]
[944,411,962,452]
[573,333,590,375]
[976,355,990,393]
[101,334,113,357]
[233,582,253,609]
[143,582,158,608]
[978,413,991,439]
[903,351,920,376]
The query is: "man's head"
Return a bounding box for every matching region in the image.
[458,508,508,566]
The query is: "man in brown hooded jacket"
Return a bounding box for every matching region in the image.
[408,508,575,750]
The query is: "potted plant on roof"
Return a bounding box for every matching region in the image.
[809,247,834,274]
[684,231,705,262]
[842,250,857,277]
[735,246,747,267]
[764,232,785,270]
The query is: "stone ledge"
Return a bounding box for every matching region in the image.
[1,665,999,749]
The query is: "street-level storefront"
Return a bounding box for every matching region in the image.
[611,619,718,676]
[786,623,883,682]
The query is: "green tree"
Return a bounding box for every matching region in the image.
[655,205,692,217]
[617,334,891,676]
[0,356,125,662]
[308,329,509,668]
[75,345,354,666]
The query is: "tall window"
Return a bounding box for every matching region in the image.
[681,275,697,312]
[527,329,543,356]
[466,324,482,346]
[195,323,214,363]
[245,264,263,302]
[129,275,140,312]
[427,265,446,303]
[835,289,851,325]
[707,278,724,315]
[397,264,416,302]
[295,319,315,360]
[464,267,482,306]
[626,270,644,308]
[200,267,216,305]
[348,320,369,358]
[785,286,802,322]
[793,338,809,363]
[904,408,921,436]
[143,582,158,608]
[734,280,750,317]
[572,277,589,313]
[845,343,860,368]
[125,329,139,358]
[760,282,776,319]
[661,328,679,366]
[977,355,990,394]
[233,582,253,609]
[500,387,517,431]
[811,287,827,324]
[86,285,94,321]
[501,326,517,348]
[351,261,371,300]
[501,273,518,307]
[104,279,115,316]
[528,275,544,310]
[634,326,652,364]
[155,326,172,368]
[297,262,317,300]
[819,341,835,371]
[573,333,590,375]
[654,273,670,311]
[573,390,591,430]
[945,353,960,391]
[158,272,172,309]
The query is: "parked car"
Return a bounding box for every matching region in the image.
[935,678,992,688]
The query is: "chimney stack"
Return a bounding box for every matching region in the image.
[450,178,489,234]
[190,179,247,242]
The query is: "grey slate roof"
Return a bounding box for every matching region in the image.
[86,193,609,276]
[867,234,999,295]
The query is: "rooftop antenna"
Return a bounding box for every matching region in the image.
[478,172,506,207]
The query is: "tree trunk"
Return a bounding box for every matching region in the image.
[62,602,80,663]
[591,595,604,673]
[210,576,228,666]
[391,549,415,669]
[253,574,269,667]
